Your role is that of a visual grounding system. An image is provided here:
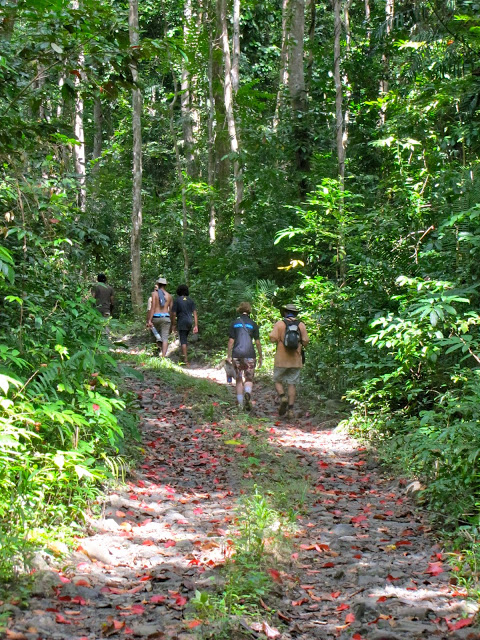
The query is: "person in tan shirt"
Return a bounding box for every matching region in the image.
[146,277,173,357]
[269,304,309,420]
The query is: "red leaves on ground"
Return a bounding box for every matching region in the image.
[330,591,341,598]
[345,613,355,624]
[292,598,309,606]
[186,620,202,629]
[425,562,444,576]
[351,514,368,524]
[164,539,176,548]
[446,617,475,631]
[74,579,90,587]
[268,568,282,583]
[55,613,72,625]
[336,603,350,611]
[151,594,166,603]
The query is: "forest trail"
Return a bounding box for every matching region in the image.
[4,361,479,640]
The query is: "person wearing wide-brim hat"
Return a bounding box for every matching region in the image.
[146,276,173,357]
[269,303,309,420]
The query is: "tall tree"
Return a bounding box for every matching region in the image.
[129,0,143,315]
[72,0,86,212]
[219,0,243,233]
[232,0,240,93]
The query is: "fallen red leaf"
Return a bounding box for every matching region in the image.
[425,562,444,576]
[330,591,341,598]
[186,620,202,629]
[55,613,72,625]
[337,603,350,611]
[345,613,355,623]
[151,595,166,603]
[268,568,282,583]
[164,540,176,548]
[292,598,309,606]
[446,617,475,631]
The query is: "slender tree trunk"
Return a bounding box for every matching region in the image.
[273,0,290,130]
[129,0,143,315]
[379,0,394,124]
[207,35,217,243]
[92,95,103,173]
[288,0,310,184]
[72,1,86,212]
[219,0,243,233]
[333,0,346,282]
[306,0,315,92]
[365,0,371,42]
[181,0,196,178]
[212,0,230,201]
[333,0,345,184]
[170,78,190,283]
[232,0,240,93]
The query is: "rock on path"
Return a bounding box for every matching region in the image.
[3,365,479,640]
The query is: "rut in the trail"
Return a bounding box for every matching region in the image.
[3,363,479,640]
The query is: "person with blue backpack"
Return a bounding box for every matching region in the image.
[226,302,263,411]
[270,304,309,420]
[146,277,173,357]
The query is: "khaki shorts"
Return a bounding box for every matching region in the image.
[152,316,171,343]
[232,357,256,382]
[273,367,301,386]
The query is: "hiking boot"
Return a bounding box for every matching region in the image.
[286,408,295,420]
[278,396,288,416]
[244,392,252,411]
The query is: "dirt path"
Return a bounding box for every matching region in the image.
[3,362,479,640]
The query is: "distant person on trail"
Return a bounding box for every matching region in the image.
[146,277,172,357]
[269,303,309,420]
[147,284,163,346]
[227,302,263,411]
[91,273,114,318]
[171,284,198,367]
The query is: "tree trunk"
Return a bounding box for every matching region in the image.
[306,0,315,92]
[288,0,310,183]
[181,0,196,178]
[219,0,243,233]
[169,78,190,283]
[72,1,86,212]
[129,0,143,316]
[212,0,230,201]
[207,34,216,243]
[379,0,394,124]
[92,95,103,173]
[232,0,240,93]
[365,0,371,42]
[273,0,290,130]
[333,0,346,282]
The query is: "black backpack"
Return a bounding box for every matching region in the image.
[283,318,301,350]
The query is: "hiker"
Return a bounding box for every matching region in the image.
[146,277,172,357]
[91,273,114,318]
[226,302,262,411]
[269,303,309,420]
[171,284,198,367]
[146,284,163,346]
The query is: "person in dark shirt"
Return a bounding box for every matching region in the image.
[227,301,262,411]
[91,273,114,317]
[171,284,198,366]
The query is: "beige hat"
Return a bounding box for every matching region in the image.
[156,277,167,285]
[282,303,299,313]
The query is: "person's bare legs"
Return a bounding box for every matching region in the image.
[236,377,244,408]
[275,381,288,416]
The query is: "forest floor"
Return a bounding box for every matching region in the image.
[2,349,480,640]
